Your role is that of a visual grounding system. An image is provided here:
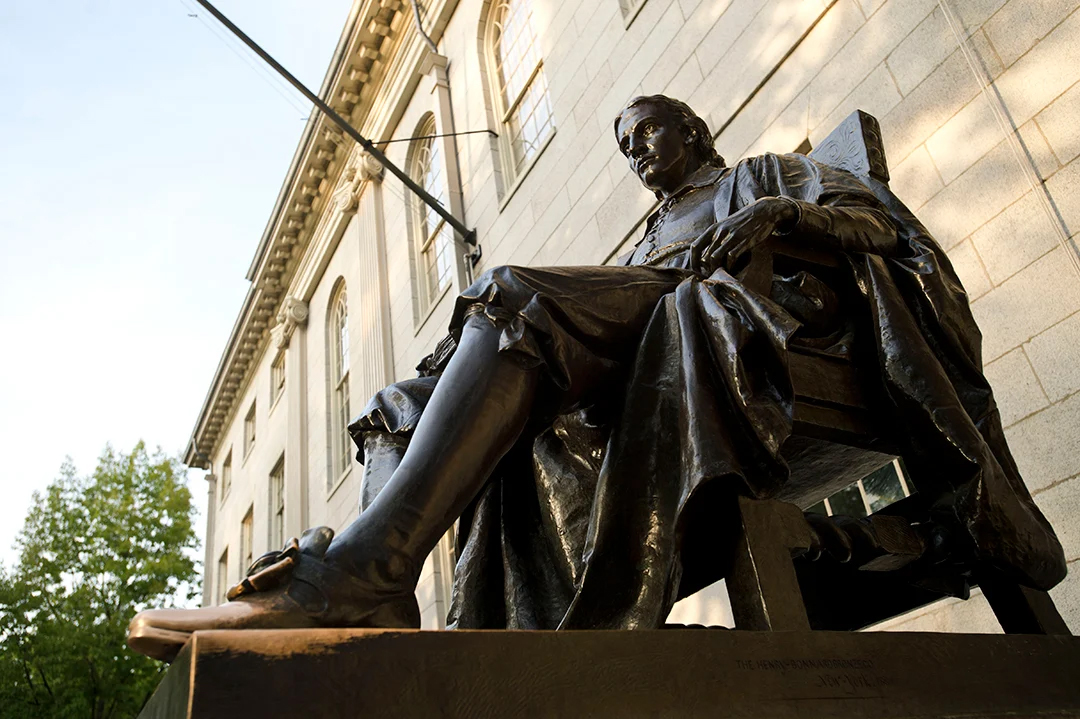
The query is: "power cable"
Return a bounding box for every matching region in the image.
[175,0,312,119]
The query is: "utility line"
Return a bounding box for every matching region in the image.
[192,0,477,252]
[176,0,312,118]
[376,129,498,145]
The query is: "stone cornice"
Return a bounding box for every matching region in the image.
[184,0,423,469]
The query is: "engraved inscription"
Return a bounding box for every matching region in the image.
[733,657,891,698]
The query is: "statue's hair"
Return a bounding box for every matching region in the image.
[614,95,725,167]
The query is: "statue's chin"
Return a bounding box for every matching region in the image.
[639,163,678,195]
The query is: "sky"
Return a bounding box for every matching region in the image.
[0,0,354,569]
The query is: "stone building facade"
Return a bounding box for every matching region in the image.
[186,0,1080,632]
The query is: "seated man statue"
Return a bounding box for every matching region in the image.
[129,95,1065,661]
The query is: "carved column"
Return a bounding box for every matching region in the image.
[422,51,471,290]
[273,297,310,539]
[201,472,218,607]
[352,153,396,404]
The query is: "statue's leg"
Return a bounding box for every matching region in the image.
[127,313,538,661]
[324,312,539,584]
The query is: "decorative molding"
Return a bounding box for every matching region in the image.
[332,167,362,214]
[358,151,384,183]
[272,297,310,350]
[419,50,448,78]
[331,151,385,214]
[808,110,889,184]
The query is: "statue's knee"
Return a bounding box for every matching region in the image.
[476,264,524,284]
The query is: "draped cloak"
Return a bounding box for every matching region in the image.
[348,153,1066,631]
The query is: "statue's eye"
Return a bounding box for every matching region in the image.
[643,122,659,135]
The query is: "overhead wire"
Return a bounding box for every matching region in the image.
[174,0,313,119]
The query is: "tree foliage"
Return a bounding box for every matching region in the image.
[0,442,199,719]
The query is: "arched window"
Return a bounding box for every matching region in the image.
[486,0,553,181]
[410,114,455,313]
[328,283,351,487]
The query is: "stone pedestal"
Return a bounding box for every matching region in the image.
[139,628,1080,718]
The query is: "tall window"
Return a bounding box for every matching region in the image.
[411,114,455,311]
[271,350,286,405]
[220,451,232,503]
[487,0,553,179]
[329,284,351,486]
[269,455,285,550]
[240,507,254,580]
[244,402,256,458]
[217,548,229,605]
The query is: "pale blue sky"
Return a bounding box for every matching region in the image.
[0,0,353,565]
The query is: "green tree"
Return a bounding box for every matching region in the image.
[0,442,199,719]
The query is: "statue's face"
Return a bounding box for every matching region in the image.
[617,102,695,195]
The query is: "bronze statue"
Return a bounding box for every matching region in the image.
[128,96,1065,661]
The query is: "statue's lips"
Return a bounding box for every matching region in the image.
[635,156,657,174]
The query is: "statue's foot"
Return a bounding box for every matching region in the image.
[127,527,420,662]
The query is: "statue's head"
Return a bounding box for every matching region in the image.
[615,95,725,198]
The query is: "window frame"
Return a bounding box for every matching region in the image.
[809,459,912,518]
[270,350,286,409]
[269,454,285,551]
[220,450,232,504]
[240,506,254,581]
[243,402,256,460]
[408,113,456,319]
[328,283,352,492]
[484,0,555,189]
[217,548,229,605]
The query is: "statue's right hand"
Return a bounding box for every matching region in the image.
[692,197,801,275]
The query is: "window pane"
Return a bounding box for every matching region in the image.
[827,483,867,518]
[329,286,351,486]
[335,293,349,380]
[435,222,455,292]
[806,500,828,515]
[217,550,229,605]
[221,452,232,500]
[337,376,351,477]
[270,458,284,550]
[508,71,553,171]
[271,351,285,402]
[493,0,534,104]
[492,0,553,173]
[240,509,253,579]
[414,118,453,303]
[862,462,908,513]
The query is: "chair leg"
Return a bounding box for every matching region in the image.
[727,496,813,631]
[978,571,1071,635]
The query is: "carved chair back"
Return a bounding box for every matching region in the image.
[716,111,1069,636]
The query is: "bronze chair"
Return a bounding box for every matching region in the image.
[711,111,1070,636]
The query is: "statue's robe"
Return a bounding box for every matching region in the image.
[350,153,1065,630]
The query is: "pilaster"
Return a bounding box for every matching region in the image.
[355,157,395,405]
[422,51,471,289]
[201,473,218,607]
[275,298,310,539]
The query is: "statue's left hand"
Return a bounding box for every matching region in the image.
[691,197,798,275]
